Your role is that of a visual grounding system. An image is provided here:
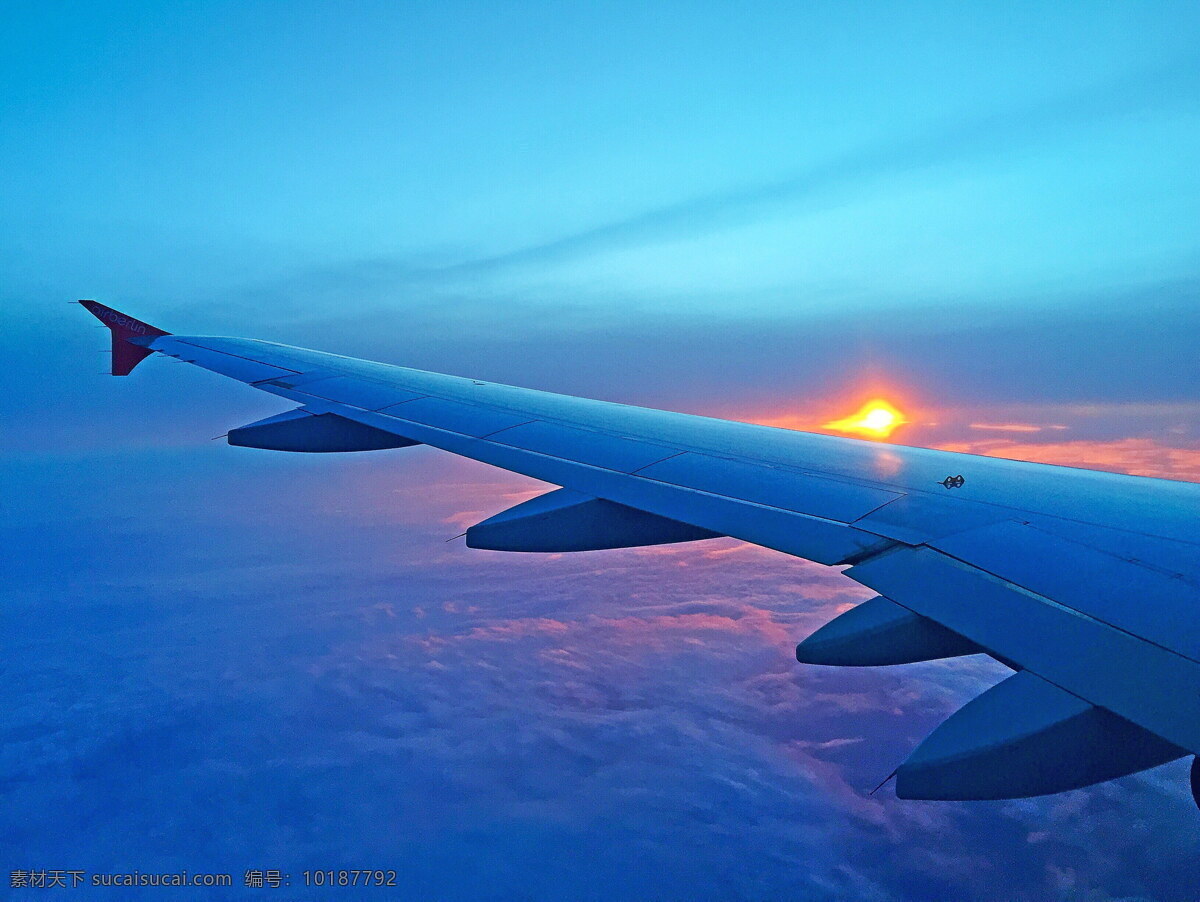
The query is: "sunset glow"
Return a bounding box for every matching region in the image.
[823,399,907,438]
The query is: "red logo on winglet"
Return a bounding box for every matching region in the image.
[78,300,170,375]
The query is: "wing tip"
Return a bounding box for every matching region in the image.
[78,300,170,375]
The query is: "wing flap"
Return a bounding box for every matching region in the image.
[931,519,1200,662]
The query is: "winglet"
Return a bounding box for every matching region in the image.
[78,300,171,375]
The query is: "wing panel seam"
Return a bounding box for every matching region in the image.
[173,339,304,375]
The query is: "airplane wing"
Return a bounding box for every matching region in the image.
[80,300,1200,809]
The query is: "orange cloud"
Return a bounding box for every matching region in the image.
[934,438,1200,481]
[967,422,1067,433]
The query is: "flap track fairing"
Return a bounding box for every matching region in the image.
[897,670,1186,800]
[228,408,420,452]
[796,595,981,666]
[466,487,722,552]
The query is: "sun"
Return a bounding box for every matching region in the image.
[823,398,907,438]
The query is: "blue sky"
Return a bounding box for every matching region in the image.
[4,1,1200,315]
[3,2,1200,899]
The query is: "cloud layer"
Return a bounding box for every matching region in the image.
[4,447,1198,900]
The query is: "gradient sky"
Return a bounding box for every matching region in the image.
[4,3,1200,900]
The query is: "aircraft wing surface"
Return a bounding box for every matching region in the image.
[80,300,1200,808]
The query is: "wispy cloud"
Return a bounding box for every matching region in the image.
[428,60,1198,277]
[968,422,1066,433]
[934,436,1200,481]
